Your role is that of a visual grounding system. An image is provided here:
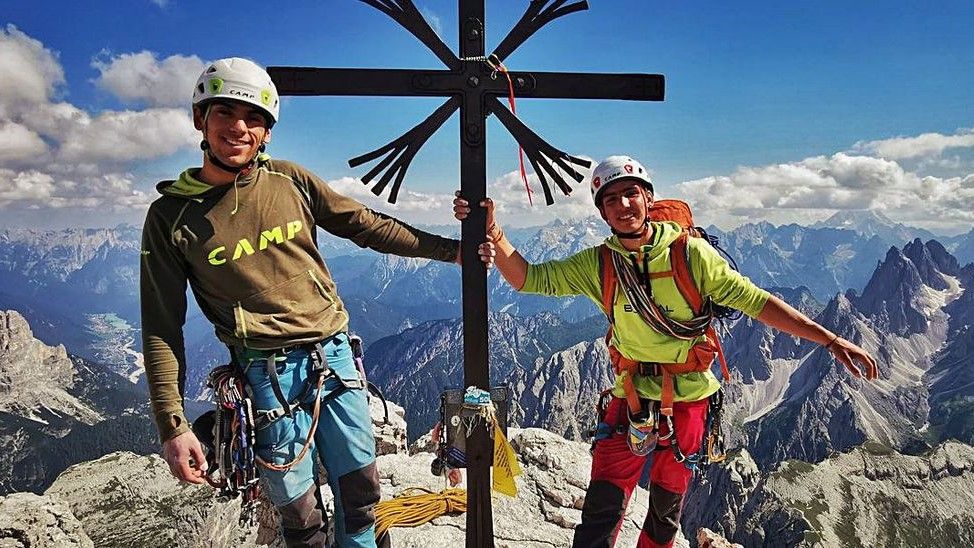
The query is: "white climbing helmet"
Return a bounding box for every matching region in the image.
[192,57,279,125]
[589,155,654,205]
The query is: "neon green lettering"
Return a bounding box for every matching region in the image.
[259,226,285,250]
[287,220,303,240]
[208,246,226,265]
[232,239,255,260]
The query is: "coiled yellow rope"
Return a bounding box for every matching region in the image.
[374,487,467,541]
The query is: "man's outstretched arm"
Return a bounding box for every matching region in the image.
[756,294,879,380]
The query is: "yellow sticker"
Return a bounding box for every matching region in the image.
[491,421,522,497]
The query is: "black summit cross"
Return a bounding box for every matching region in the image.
[268,1,663,545]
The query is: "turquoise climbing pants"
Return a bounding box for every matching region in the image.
[241,332,379,548]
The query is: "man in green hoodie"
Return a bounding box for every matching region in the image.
[454,155,877,548]
[141,57,459,548]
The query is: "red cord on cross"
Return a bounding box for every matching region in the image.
[489,57,534,206]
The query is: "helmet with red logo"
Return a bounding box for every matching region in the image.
[589,155,654,206]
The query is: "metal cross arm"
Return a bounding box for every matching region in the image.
[270,67,662,101]
[269,67,663,202]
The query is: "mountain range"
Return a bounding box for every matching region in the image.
[0,310,157,495]
[0,207,972,545]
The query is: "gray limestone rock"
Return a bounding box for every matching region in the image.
[0,491,93,548]
[375,428,690,548]
[684,441,974,547]
[45,452,267,548]
[0,310,101,424]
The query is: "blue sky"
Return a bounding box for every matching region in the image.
[1,1,972,233]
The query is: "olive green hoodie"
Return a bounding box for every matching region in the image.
[140,156,458,441]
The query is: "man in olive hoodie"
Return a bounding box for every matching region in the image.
[454,155,878,548]
[141,57,459,548]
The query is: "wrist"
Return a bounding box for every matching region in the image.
[824,333,840,349]
[486,223,505,244]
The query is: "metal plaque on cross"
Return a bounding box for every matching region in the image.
[268,2,663,546]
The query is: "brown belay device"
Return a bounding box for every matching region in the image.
[192,334,389,523]
[593,199,737,471]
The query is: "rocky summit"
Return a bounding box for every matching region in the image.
[0,398,707,547]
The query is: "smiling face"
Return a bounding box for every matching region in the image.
[597,178,654,234]
[193,100,272,169]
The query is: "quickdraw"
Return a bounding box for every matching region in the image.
[666,390,727,472]
[194,363,261,524]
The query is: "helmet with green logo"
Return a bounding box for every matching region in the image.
[192,57,279,126]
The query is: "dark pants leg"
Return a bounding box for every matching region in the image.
[573,397,647,548]
[278,484,328,548]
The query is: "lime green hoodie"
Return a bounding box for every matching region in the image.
[521,221,769,402]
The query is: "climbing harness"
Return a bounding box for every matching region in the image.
[599,233,730,419]
[194,336,372,521]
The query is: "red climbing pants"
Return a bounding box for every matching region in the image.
[572,397,710,548]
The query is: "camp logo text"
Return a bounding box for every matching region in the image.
[229,88,257,100]
[207,220,304,265]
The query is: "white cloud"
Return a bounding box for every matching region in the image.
[420,7,444,38]
[0,29,199,218]
[0,121,49,163]
[0,167,151,211]
[675,152,974,234]
[58,108,198,163]
[487,166,597,227]
[0,25,65,118]
[852,128,974,160]
[151,0,170,8]
[91,51,204,107]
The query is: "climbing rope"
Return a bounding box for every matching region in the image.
[374,487,467,542]
[255,372,325,472]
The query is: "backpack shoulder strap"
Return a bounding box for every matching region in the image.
[598,244,619,348]
[599,244,617,325]
[669,231,704,315]
[671,231,732,382]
